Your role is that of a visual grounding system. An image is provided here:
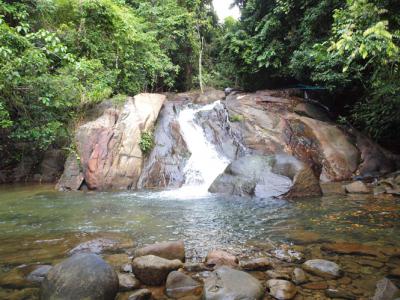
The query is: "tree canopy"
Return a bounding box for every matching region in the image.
[219,0,400,146]
[0,0,399,172]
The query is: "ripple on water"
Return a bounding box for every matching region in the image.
[0,184,399,264]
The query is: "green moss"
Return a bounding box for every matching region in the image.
[229,114,244,122]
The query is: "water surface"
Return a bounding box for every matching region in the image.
[0,184,399,266]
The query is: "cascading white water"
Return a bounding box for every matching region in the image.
[157,101,230,199]
[179,102,230,188]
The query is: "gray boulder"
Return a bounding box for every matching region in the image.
[209,154,321,199]
[203,266,264,300]
[40,253,118,300]
[302,259,341,279]
[132,255,183,286]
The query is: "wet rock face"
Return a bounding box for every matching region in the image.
[209,154,321,199]
[137,103,190,189]
[41,253,119,300]
[131,255,183,286]
[134,241,185,262]
[57,94,165,191]
[203,266,264,300]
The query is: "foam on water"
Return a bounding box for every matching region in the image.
[155,101,230,199]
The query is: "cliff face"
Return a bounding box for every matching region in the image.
[56,89,399,193]
[220,90,397,182]
[57,94,166,191]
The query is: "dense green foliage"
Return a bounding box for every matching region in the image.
[0,0,216,170]
[139,131,154,154]
[1,0,399,176]
[220,0,400,144]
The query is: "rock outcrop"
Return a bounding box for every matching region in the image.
[223,90,397,182]
[57,93,165,191]
[209,154,322,198]
[56,89,398,192]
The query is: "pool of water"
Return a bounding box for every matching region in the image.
[0,184,399,267]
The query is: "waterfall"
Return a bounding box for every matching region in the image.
[157,101,230,199]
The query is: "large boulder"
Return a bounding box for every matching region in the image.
[132,255,183,286]
[203,266,264,300]
[57,94,165,191]
[40,253,118,300]
[209,154,321,199]
[134,241,185,262]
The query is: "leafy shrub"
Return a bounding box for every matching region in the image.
[139,131,154,154]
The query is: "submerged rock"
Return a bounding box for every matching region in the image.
[134,240,185,262]
[127,289,152,300]
[325,289,356,300]
[132,255,182,286]
[321,242,379,257]
[165,271,203,299]
[239,257,272,271]
[303,259,342,279]
[41,253,118,300]
[344,181,370,194]
[69,238,129,255]
[292,268,307,285]
[372,278,400,300]
[205,250,238,268]
[267,279,297,300]
[272,248,305,263]
[203,266,264,300]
